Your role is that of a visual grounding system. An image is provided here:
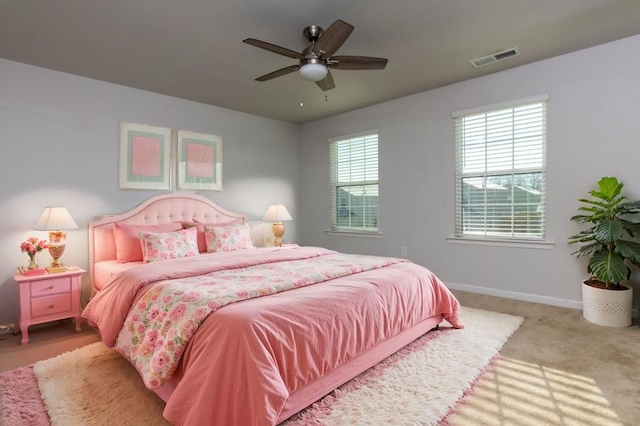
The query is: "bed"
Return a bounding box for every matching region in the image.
[83,193,463,425]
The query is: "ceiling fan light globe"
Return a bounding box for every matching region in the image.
[299,63,328,81]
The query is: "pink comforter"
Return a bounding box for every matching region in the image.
[83,246,462,426]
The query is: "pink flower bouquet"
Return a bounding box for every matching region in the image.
[20,237,48,256]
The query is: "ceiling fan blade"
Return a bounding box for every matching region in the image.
[312,20,354,58]
[255,65,300,82]
[315,69,335,91]
[243,38,305,60]
[329,56,388,70]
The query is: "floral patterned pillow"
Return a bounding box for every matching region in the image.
[204,222,254,253]
[139,227,199,262]
[183,219,245,252]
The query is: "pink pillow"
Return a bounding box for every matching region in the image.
[139,227,199,262]
[114,222,183,262]
[204,223,253,253]
[189,219,244,252]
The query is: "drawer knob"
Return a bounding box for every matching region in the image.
[48,286,54,289]
[49,304,55,309]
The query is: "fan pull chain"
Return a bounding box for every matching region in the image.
[300,77,304,107]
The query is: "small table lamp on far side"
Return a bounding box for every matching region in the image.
[262,204,292,247]
[34,206,79,273]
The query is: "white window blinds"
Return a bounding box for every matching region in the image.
[329,131,379,232]
[454,96,547,239]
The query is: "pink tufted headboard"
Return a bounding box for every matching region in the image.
[88,193,246,291]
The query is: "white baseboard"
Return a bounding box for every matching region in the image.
[445,281,639,319]
[445,281,583,310]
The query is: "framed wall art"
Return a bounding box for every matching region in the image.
[177,130,223,191]
[118,122,172,190]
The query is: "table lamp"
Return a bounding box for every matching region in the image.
[34,206,78,273]
[262,204,292,247]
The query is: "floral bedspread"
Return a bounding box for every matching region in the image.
[114,252,407,389]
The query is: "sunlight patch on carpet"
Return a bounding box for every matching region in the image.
[443,356,625,426]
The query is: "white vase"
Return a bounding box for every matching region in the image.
[581,282,633,327]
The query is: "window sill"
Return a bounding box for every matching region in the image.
[446,236,554,250]
[325,230,383,238]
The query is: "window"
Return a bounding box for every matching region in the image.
[453,95,547,240]
[329,131,379,232]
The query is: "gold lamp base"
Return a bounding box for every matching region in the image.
[46,244,67,274]
[272,222,285,247]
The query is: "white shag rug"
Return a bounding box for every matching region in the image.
[31,306,522,426]
[34,343,170,426]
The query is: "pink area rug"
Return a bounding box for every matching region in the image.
[0,307,522,425]
[0,365,48,424]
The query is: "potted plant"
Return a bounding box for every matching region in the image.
[568,176,640,327]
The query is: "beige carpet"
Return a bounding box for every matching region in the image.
[447,291,640,426]
[24,306,521,425]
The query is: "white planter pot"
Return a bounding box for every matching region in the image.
[581,282,633,327]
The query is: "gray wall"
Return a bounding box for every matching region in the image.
[0,58,300,324]
[298,34,640,310]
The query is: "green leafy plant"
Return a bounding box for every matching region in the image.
[568,176,640,289]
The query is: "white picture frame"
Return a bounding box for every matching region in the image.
[118,122,172,190]
[177,130,223,191]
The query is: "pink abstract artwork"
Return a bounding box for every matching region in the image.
[131,136,161,177]
[176,130,222,190]
[186,142,214,178]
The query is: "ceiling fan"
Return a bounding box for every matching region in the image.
[243,19,388,91]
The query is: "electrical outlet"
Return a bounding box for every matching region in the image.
[401,246,408,257]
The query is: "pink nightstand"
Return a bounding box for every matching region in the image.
[14,268,85,345]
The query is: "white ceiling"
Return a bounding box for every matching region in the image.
[1,1,640,124]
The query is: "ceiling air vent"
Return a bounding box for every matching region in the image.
[470,47,520,68]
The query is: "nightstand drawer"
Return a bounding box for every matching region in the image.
[15,268,85,344]
[30,276,71,297]
[31,293,72,317]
